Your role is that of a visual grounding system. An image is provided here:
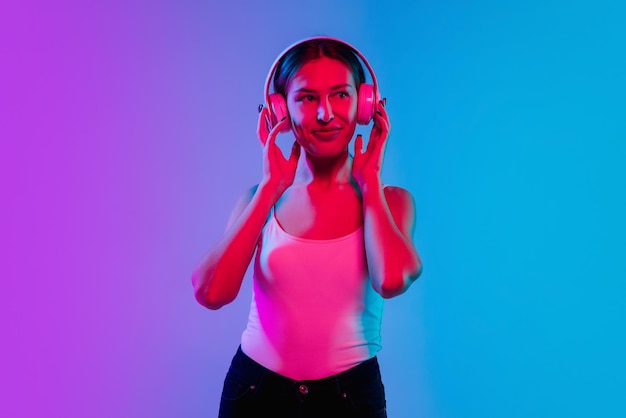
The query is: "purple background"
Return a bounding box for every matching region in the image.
[2,1,625,417]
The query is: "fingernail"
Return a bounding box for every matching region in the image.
[258,104,264,113]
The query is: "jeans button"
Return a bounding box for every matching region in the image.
[299,384,309,395]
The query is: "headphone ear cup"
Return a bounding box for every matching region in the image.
[356,83,375,125]
[268,93,290,132]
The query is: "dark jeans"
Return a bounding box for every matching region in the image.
[218,346,387,418]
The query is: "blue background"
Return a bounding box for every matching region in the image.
[1,0,624,417]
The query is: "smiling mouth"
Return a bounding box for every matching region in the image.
[313,127,342,134]
[312,128,342,140]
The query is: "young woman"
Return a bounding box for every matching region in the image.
[192,37,423,418]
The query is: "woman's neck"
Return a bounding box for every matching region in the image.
[296,151,353,189]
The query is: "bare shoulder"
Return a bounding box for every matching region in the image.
[383,185,416,212]
[383,185,416,236]
[224,184,260,230]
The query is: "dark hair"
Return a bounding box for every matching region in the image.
[273,39,366,97]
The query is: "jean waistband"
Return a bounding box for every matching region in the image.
[234,345,380,387]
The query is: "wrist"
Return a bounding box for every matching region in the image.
[356,175,383,194]
[258,178,287,203]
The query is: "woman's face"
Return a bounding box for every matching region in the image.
[285,57,358,158]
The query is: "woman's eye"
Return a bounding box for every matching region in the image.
[336,91,349,99]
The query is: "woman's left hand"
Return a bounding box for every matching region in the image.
[352,99,391,188]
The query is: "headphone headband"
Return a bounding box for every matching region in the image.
[264,36,379,108]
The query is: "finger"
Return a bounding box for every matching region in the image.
[373,102,391,132]
[369,118,390,153]
[266,112,273,133]
[266,117,288,148]
[369,125,388,153]
[270,116,288,134]
[257,107,270,146]
[289,141,301,163]
[374,113,390,135]
[376,100,389,121]
[354,134,363,156]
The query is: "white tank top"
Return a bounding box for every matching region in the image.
[241,211,384,380]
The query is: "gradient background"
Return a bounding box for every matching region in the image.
[2,1,625,417]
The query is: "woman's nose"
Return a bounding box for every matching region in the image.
[317,98,334,122]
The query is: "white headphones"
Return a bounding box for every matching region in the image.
[263,36,380,129]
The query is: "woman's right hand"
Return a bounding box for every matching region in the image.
[257,106,301,199]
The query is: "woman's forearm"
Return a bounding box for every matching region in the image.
[192,182,279,309]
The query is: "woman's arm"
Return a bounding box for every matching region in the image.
[191,182,277,310]
[192,115,300,310]
[360,182,422,298]
[352,100,423,298]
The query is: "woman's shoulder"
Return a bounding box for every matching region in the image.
[236,184,261,207]
[224,184,263,230]
[382,185,415,206]
[382,185,417,235]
